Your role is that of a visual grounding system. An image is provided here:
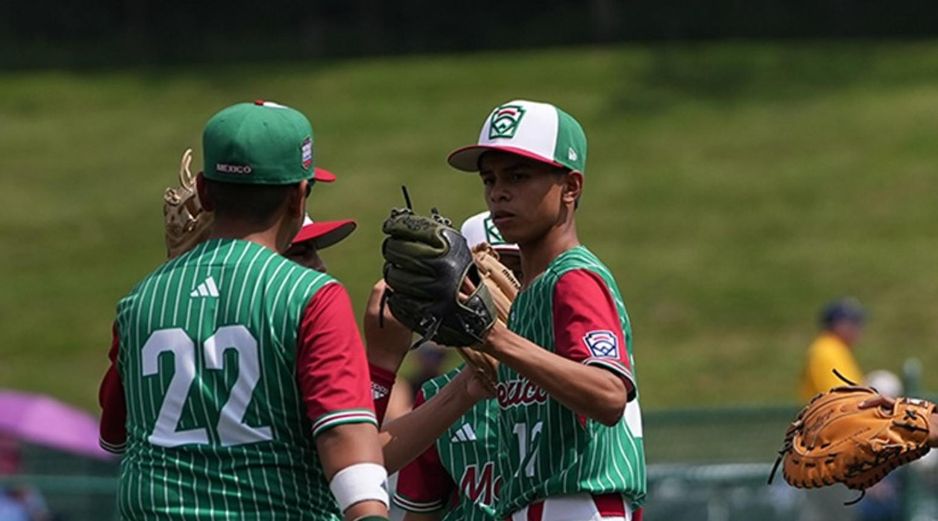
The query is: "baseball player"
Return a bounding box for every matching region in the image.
[282,214,493,473]
[391,212,509,521]
[98,101,389,520]
[447,100,646,520]
[160,149,493,475]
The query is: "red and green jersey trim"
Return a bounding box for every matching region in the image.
[311,408,378,438]
[99,437,126,455]
[393,491,446,513]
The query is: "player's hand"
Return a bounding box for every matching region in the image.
[454,364,495,402]
[364,279,413,372]
[859,395,895,411]
[861,396,938,448]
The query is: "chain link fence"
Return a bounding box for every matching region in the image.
[3,360,934,521]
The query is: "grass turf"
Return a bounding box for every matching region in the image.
[2,41,938,411]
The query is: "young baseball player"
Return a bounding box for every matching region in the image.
[98,100,389,520]
[280,213,494,474]
[157,150,492,475]
[447,100,646,520]
[391,212,510,521]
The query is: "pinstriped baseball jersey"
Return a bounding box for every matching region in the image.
[393,368,500,521]
[114,239,374,520]
[496,246,646,515]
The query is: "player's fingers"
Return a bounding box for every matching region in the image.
[458,277,477,302]
[859,396,895,411]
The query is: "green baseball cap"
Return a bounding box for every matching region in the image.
[448,99,587,174]
[203,100,336,185]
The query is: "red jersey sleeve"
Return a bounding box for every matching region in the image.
[369,362,396,426]
[392,391,455,513]
[553,269,636,401]
[297,282,378,437]
[99,323,127,454]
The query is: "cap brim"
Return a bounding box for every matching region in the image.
[292,219,356,249]
[313,167,337,183]
[447,145,564,172]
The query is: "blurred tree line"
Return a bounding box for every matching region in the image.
[2,0,937,67]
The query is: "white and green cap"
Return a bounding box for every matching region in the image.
[460,211,518,252]
[448,99,587,173]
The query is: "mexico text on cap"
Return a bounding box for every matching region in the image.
[203,100,337,185]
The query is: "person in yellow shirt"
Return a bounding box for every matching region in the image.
[799,297,867,402]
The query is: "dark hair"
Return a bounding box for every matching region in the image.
[819,297,866,329]
[204,179,303,226]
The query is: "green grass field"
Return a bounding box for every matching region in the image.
[3,41,938,412]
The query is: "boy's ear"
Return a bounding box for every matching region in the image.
[196,172,215,211]
[562,171,583,205]
[288,180,309,218]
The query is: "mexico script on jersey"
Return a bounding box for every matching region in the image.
[394,368,501,521]
[497,246,646,516]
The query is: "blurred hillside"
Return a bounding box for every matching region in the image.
[2,41,938,411]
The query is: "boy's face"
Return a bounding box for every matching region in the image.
[478,151,569,246]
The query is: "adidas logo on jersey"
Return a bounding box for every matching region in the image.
[450,423,477,443]
[190,276,219,298]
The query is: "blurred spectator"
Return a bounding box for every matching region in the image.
[0,433,50,521]
[799,297,866,402]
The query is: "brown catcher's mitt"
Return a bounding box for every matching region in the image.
[164,148,213,259]
[455,243,520,391]
[769,384,935,501]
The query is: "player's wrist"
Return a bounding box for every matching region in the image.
[479,321,508,357]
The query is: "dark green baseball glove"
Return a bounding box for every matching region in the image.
[381,207,496,348]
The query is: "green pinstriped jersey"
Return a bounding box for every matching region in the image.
[496,246,646,515]
[115,239,359,520]
[395,368,500,521]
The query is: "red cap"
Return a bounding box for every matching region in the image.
[292,215,356,249]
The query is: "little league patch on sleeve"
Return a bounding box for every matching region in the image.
[583,330,619,358]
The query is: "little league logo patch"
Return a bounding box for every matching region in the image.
[583,330,619,358]
[301,137,313,170]
[488,105,526,139]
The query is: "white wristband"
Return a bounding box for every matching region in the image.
[329,462,389,512]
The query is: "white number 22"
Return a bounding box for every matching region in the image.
[141,326,273,448]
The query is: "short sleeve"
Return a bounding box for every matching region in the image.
[297,283,378,437]
[99,323,127,454]
[392,391,455,513]
[369,362,397,425]
[553,269,636,401]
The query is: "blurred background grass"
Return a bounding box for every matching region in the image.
[2,41,938,411]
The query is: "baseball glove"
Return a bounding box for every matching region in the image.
[164,148,213,259]
[453,244,521,389]
[769,384,935,500]
[381,207,497,349]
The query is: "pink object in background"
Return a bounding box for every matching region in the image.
[0,390,112,461]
